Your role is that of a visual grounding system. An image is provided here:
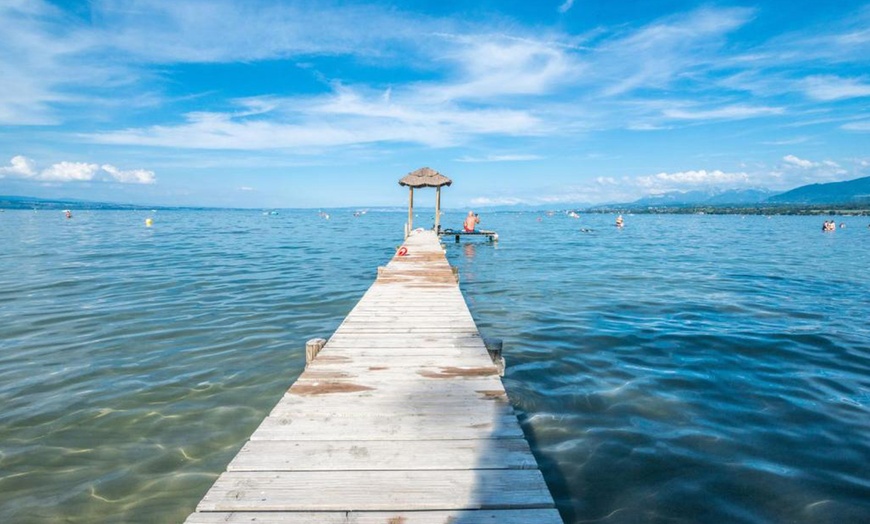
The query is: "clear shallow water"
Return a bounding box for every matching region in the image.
[1,209,868,523]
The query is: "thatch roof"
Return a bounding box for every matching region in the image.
[398,167,452,188]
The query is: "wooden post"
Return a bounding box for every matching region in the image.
[408,187,414,234]
[484,338,505,377]
[435,186,441,233]
[305,338,327,368]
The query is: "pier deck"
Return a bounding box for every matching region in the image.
[439,228,499,242]
[185,230,560,523]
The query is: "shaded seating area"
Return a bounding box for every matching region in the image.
[398,167,499,242]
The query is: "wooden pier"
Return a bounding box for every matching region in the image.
[185,230,561,523]
[439,228,499,243]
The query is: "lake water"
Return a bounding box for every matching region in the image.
[0,209,868,523]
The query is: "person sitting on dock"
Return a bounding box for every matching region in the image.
[464,211,480,233]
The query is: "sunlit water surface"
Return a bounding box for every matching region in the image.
[0,209,868,523]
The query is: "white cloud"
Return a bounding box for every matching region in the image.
[101,164,156,184]
[238,186,254,191]
[469,196,525,206]
[801,75,870,101]
[782,154,815,168]
[635,169,749,189]
[0,155,37,177]
[777,154,848,185]
[40,161,100,182]
[558,1,575,14]
[0,156,156,184]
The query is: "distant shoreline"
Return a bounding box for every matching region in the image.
[581,205,870,216]
[2,195,868,216]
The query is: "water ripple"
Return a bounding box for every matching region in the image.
[450,212,870,524]
[1,210,868,523]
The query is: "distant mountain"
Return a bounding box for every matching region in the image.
[472,203,594,212]
[629,188,775,207]
[0,195,154,210]
[631,190,711,206]
[591,175,870,211]
[707,189,776,205]
[766,176,870,204]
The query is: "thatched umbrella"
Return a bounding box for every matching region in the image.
[398,167,453,236]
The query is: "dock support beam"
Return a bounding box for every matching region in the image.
[406,187,414,238]
[435,186,442,233]
[484,337,505,377]
[305,338,327,368]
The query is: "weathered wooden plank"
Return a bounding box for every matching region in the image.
[285,375,505,394]
[267,391,512,416]
[299,364,500,382]
[321,342,486,351]
[307,354,495,368]
[266,400,514,420]
[335,328,479,334]
[196,470,555,512]
[249,413,524,440]
[185,509,564,524]
[324,342,485,355]
[228,438,538,471]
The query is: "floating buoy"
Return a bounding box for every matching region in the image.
[145,218,153,227]
[397,246,408,256]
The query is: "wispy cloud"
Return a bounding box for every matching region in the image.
[762,136,811,145]
[662,104,784,121]
[557,1,576,15]
[0,156,155,184]
[593,7,755,96]
[77,5,787,150]
[427,33,578,101]
[86,84,544,149]
[5,2,859,140]
[841,120,870,131]
[92,0,425,63]
[455,154,542,163]
[2,1,868,208]
[801,75,870,101]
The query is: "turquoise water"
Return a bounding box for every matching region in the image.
[1,209,868,523]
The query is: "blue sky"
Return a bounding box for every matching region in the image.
[0,0,868,208]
